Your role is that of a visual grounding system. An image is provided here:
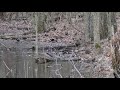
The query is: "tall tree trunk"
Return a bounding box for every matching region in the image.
[66,12,72,24]
[0,12,6,21]
[92,12,100,44]
[84,12,90,42]
[109,12,120,77]
[92,12,101,54]
[111,12,117,33]
[33,12,39,78]
[99,12,109,40]
[107,12,112,40]
[84,12,94,42]
[37,12,45,33]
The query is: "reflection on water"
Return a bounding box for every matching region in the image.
[0,40,81,78]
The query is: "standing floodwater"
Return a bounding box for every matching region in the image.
[0,12,116,78]
[0,39,84,78]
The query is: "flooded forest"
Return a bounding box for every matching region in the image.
[0,12,120,78]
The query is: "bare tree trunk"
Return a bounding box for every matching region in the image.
[107,12,112,40]
[92,12,101,54]
[37,12,45,33]
[84,12,90,42]
[110,26,120,78]
[107,12,120,77]
[15,42,24,78]
[111,12,117,33]
[89,13,94,41]
[84,12,93,42]
[33,12,39,78]
[99,12,109,40]
[108,12,120,77]
[0,12,6,21]
[66,12,72,24]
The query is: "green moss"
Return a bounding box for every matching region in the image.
[32,31,36,35]
[38,28,43,33]
[38,22,44,33]
[95,43,101,49]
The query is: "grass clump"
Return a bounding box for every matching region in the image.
[95,43,101,49]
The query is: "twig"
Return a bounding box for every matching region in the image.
[68,50,84,78]
[3,60,11,72]
[4,71,11,78]
[55,70,63,78]
[69,60,84,78]
[114,70,120,78]
[0,42,10,51]
[2,60,12,78]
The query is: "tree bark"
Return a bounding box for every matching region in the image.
[84,12,90,42]
[92,12,101,54]
[84,12,94,42]
[33,12,39,78]
[37,12,45,33]
[109,12,120,76]
[92,12,100,45]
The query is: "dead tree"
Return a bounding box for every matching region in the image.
[109,12,120,77]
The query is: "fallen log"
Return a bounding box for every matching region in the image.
[39,52,81,61]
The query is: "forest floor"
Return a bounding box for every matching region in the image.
[1,15,120,78]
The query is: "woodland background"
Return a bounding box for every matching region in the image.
[0,12,120,78]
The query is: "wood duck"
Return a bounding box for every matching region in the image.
[16,38,20,42]
[31,46,35,51]
[35,58,40,64]
[35,57,50,64]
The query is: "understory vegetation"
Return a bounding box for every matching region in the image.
[0,12,120,78]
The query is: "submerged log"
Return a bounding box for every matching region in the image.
[0,39,74,50]
[39,52,81,61]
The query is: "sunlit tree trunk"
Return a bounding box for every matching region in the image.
[35,13,39,58]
